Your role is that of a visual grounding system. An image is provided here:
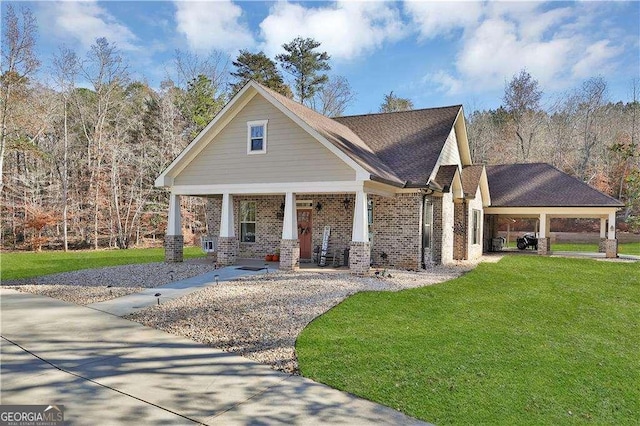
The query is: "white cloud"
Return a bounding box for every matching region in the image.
[419,2,626,95]
[43,1,139,51]
[424,71,463,95]
[259,1,406,60]
[571,40,623,78]
[404,0,483,40]
[173,0,255,54]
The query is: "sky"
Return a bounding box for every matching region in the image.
[4,0,640,115]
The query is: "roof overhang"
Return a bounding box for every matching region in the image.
[484,206,621,218]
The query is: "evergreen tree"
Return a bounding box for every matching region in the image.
[230,50,291,97]
[276,37,330,105]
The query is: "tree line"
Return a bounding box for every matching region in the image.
[1,5,637,252]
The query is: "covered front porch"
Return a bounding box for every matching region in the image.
[484,206,619,258]
[164,185,375,274]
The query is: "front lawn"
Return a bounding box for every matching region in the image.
[1,247,205,281]
[297,256,640,425]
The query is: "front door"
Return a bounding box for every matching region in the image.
[297,209,312,259]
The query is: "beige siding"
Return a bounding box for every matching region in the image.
[175,95,355,185]
[439,129,462,167]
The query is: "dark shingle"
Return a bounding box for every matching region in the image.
[334,106,461,185]
[433,165,459,191]
[486,163,624,207]
[461,165,484,196]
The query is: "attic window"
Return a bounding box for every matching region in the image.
[247,120,268,154]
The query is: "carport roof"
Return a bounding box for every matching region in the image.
[486,163,624,207]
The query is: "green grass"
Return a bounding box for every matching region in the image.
[0,247,205,281]
[297,256,640,425]
[503,241,639,255]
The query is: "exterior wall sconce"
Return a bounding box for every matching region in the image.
[315,202,323,212]
[343,197,351,210]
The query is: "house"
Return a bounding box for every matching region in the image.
[155,81,623,273]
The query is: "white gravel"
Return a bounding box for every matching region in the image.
[2,259,218,305]
[3,255,497,373]
[126,263,480,374]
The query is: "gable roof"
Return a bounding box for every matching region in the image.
[433,165,459,191]
[334,106,461,186]
[157,81,465,190]
[257,85,404,186]
[486,163,624,207]
[461,165,484,196]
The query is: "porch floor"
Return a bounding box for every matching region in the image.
[193,257,349,272]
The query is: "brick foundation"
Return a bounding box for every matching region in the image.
[217,236,239,266]
[164,235,184,262]
[349,241,371,274]
[279,239,300,271]
[604,239,618,258]
[598,238,607,253]
[537,237,551,255]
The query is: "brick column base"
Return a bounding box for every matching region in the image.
[217,237,239,266]
[604,239,618,258]
[164,235,184,262]
[537,237,551,255]
[349,241,371,275]
[598,238,607,253]
[279,239,300,271]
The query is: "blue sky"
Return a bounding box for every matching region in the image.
[6,0,640,115]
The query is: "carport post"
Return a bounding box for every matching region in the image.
[537,213,550,255]
[603,212,618,258]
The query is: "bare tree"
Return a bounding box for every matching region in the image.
[51,47,79,251]
[312,75,356,117]
[503,70,544,162]
[379,91,413,112]
[0,5,39,194]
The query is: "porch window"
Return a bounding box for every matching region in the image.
[472,209,481,245]
[247,120,267,154]
[240,201,256,242]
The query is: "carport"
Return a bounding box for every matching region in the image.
[483,164,624,258]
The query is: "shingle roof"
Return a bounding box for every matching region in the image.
[433,165,459,191]
[334,106,461,185]
[258,85,404,185]
[486,163,624,207]
[461,165,484,196]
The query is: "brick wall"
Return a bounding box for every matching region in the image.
[453,200,467,260]
[204,192,430,270]
[369,193,422,270]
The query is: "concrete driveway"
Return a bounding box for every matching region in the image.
[0,289,427,425]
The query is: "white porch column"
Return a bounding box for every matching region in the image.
[600,218,607,239]
[218,193,238,265]
[281,192,297,240]
[165,193,183,262]
[220,193,235,238]
[538,212,550,255]
[280,192,299,270]
[349,191,370,274]
[539,213,547,239]
[351,191,369,242]
[607,212,616,240]
[604,212,618,258]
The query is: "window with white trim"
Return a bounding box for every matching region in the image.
[247,120,268,154]
[240,201,256,242]
[472,209,481,245]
